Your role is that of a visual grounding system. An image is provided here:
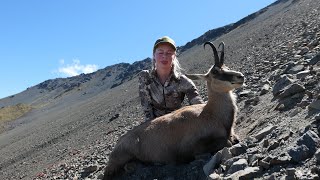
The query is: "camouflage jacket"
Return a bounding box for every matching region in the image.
[139,69,204,121]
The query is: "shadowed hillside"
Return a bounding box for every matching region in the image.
[0,0,320,179]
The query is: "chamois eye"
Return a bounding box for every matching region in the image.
[211,69,219,74]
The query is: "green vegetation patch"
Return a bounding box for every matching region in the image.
[0,103,33,133]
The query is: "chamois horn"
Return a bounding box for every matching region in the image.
[218,42,225,65]
[204,41,220,67]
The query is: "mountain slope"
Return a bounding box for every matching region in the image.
[0,0,320,179]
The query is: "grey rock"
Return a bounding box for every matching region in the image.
[254,125,277,141]
[296,70,310,79]
[283,61,296,74]
[208,173,221,180]
[229,143,247,157]
[287,64,305,74]
[239,90,253,98]
[248,154,264,166]
[277,83,305,99]
[246,147,260,154]
[203,152,222,176]
[297,130,320,153]
[224,156,244,170]
[226,159,248,175]
[272,75,294,96]
[267,140,280,151]
[245,96,260,106]
[284,168,297,180]
[220,147,233,163]
[260,84,270,95]
[309,99,320,110]
[315,149,320,165]
[262,139,269,148]
[269,155,291,166]
[279,131,294,142]
[299,46,309,55]
[258,160,270,169]
[287,144,310,163]
[225,167,261,180]
[289,107,302,117]
[309,53,320,65]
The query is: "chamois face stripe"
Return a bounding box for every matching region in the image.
[210,66,244,83]
[215,73,237,82]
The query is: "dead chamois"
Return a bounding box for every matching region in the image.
[103,41,244,179]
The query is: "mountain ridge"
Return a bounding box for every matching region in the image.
[1,0,320,179]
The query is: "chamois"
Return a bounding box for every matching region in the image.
[103,41,244,179]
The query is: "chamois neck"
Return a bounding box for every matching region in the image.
[207,90,231,101]
[205,89,235,110]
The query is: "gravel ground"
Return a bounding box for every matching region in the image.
[1,0,320,179]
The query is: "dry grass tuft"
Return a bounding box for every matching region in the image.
[0,103,33,133]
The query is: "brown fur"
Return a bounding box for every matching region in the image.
[103,42,244,179]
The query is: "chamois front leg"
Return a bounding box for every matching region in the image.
[103,133,142,179]
[229,127,239,145]
[192,136,231,156]
[103,146,135,179]
[103,155,131,179]
[229,133,240,145]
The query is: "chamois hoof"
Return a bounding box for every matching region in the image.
[230,134,240,145]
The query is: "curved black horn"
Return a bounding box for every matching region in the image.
[218,42,225,65]
[204,41,220,67]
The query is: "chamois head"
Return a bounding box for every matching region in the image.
[187,41,244,92]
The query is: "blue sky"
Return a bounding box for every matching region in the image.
[0,0,276,99]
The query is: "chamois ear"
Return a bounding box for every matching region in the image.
[185,73,208,81]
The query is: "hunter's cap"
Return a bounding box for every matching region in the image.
[153,36,176,52]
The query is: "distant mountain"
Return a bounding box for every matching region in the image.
[1,0,320,179]
[0,58,151,108]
